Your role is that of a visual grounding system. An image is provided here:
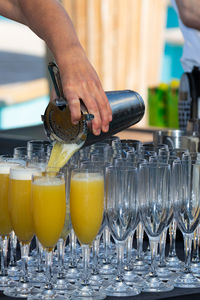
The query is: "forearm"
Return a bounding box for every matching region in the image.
[17,0,84,66]
[176,0,200,30]
[0,0,112,134]
[0,0,28,24]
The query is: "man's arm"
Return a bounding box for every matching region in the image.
[0,0,112,135]
[176,0,200,30]
[0,0,27,24]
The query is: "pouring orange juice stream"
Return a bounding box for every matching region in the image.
[47,141,81,171]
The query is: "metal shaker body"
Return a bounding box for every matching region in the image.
[84,90,145,146]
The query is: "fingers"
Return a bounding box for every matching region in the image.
[65,92,81,125]
[58,54,112,135]
[63,82,112,136]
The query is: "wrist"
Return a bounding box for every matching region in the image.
[53,42,85,67]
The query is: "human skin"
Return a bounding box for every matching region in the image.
[176,0,200,30]
[0,0,112,135]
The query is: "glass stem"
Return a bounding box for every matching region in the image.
[184,234,193,273]
[197,225,200,261]
[70,229,77,267]
[159,228,167,267]
[168,219,177,258]
[116,241,124,281]
[103,226,111,263]
[150,239,159,277]
[57,238,65,278]
[37,239,43,273]
[9,231,17,267]
[192,228,199,263]
[92,235,100,275]
[45,250,53,289]
[1,236,9,276]
[125,233,134,270]
[82,244,90,285]
[136,222,144,260]
[20,242,30,283]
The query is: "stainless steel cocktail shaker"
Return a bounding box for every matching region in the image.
[42,62,145,147]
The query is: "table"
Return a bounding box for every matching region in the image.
[0,129,200,300]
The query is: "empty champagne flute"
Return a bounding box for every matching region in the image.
[139,162,173,292]
[105,166,141,297]
[173,158,200,288]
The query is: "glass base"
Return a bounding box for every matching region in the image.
[29,272,46,288]
[53,277,75,292]
[166,256,184,271]
[174,272,200,288]
[105,280,141,297]
[99,263,116,276]
[88,274,108,288]
[156,266,178,281]
[4,282,34,298]
[7,265,20,279]
[27,288,68,300]
[65,267,80,281]
[123,270,144,288]
[0,275,16,291]
[191,262,200,276]
[70,284,106,300]
[143,275,174,292]
[132,259,149,275]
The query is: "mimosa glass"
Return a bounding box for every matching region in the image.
[0,161,20,289]
[4,166,41,298]
[70,167,106,299]
[30,170,68,299]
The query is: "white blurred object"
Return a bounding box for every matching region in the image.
[0,20,45,57]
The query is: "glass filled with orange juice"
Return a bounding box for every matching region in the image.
[4,166,41,298]
[31,170,66,299]
[0,161,20,289]
[70,166,106,299]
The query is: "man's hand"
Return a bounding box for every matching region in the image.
[57,46,112,136]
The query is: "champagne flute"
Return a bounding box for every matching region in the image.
[4,166,41,298]
[30,170,68,299]
[69,166,106,299]
[139,162,173,292]
[0,161,21,289]
[105,166,141,297]
[173,158,200,288]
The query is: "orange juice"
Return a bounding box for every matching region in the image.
[32,176,66,250]
[0,162,19,237]
[60,203,70,240]
[8,167,41,244]
[47,142,81,171]
[70,173,104,245]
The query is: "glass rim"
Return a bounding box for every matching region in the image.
[106,165,137,171]
[139,162,170,168]
[71,166,104,173]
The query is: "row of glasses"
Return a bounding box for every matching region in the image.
[2,138,200,298]
[4,166,42,298]
[0,160,22,290]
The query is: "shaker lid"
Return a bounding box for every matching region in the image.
[42,99,88,145]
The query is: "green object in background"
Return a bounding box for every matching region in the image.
[148,81,179,129]
[148,83,168,128]
[167,80,179,129]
